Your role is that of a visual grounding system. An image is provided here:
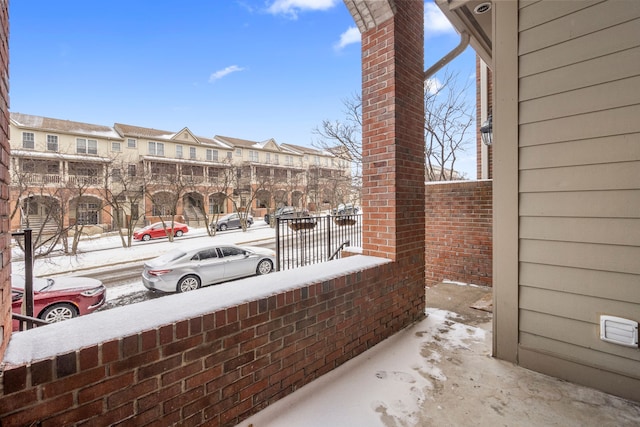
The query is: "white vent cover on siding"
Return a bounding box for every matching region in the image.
[600,315,638,348]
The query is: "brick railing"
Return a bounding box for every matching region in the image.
[0,256,424,426]
[425,180,493,287]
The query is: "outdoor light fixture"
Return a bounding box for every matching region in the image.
[474,2,492,14]
[480,115,493,146]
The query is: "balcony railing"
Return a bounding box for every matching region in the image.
[275,214,362,271]
[23,173,62,185]
[67,175,101,186]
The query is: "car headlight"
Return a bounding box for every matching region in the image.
[81,285,106,297]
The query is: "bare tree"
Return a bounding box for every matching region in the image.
[99,159,146,247]
[64,166,101,255]
[313,93,362,180]
[314,67,473,183]
[424,69,474,181]
[144,162,188,242]
[226,162,281,230]
[186,164,233,237]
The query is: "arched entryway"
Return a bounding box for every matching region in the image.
[20,195,61,234]
[183,192,205,227]
[69,195,102,226]
[208,192,227,215]
[291,190,304,209]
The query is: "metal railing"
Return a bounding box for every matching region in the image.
[11,228,46,331]
[275,214,362,271]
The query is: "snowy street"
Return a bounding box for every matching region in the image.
[11,222,277,308]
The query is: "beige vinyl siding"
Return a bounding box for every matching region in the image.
[517,0,640,384]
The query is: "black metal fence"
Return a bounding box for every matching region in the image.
[275,214,362,271]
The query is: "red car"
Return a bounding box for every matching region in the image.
[11,274,106,331]
[133,222,189,241]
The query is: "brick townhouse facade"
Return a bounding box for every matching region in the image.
[8,113,354,233]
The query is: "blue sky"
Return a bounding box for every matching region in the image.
[9,0,478,178]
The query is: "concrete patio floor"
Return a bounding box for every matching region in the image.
[239,282,640,427]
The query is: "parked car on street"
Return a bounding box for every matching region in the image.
[332,203,359,215]
[142,244,276,293]
[211,213,253,231]
[11,274,106,331]
[133,222,189,241]
[264,207,308,224]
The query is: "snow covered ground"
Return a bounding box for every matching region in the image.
[238,308,487,427]
[11,222,277,301]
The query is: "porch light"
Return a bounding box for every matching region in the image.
[480,115,493,146]
[474,2,492,15]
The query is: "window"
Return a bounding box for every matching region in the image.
[127,138,136,148]
[206,149,218,161]
[285,155,293,165]
[128,164,137,176]
[176,145,183,158]
[192,249,218,261]
[112,141,121,152]
[77,138,98,154]
[112,168,122,180]
[235,148,242,157]
[148,141,164,156]
[22,132,34,149]
[249,150,258,162]
[266,153,271,163]
[190,147,196,159]
[274,154,279,165]
[227,152,232,160]
[77,203,99,225]
[47,163,59,174]
[22,161,35,173]
[220,246,245,257]
[47,135,58,151]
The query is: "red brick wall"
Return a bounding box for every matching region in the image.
[0,261,424,426]
[361,0,425,265]
[425,180,493,287]
[0,0,10,360]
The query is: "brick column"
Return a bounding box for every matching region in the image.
[358,0,425,263]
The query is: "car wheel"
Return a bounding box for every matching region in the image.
[175,230,183,237]
[40,303,78,323]
[177,275,201,293]
[256,259,273,275]
[219,224,227,231]
[142,234,151,241]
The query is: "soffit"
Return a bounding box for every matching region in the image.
[435,0,493,66]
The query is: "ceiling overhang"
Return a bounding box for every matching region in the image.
[435,0,493,66]
[343,0,396,33]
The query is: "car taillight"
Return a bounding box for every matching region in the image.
[148,269,172,276]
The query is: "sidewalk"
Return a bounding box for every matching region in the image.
[239,282,640,427]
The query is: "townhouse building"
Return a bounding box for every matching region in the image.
[9,112,353,233]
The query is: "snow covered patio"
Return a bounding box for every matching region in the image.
[240,282,640,427]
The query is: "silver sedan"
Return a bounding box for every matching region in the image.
[142,244,276,293]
